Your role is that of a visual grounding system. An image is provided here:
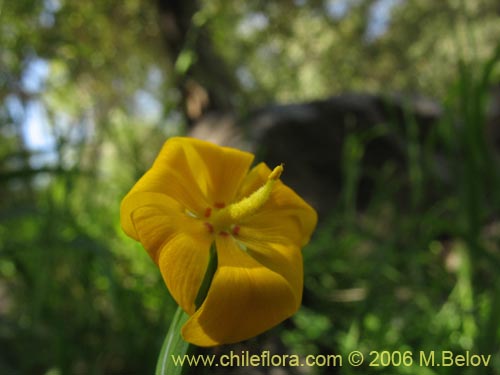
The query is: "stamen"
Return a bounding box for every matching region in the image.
[232,225,240,236]
[204,207,212,218]
[214,202,225,208]
[204,222,214,233]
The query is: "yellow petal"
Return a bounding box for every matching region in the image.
[123,192,192,258]
[121,143,210,237]
[157,230,213,315]
[122,137,254,237]
[120,191,183,246]
[181,235,300,346]
[236,230,303,298]
[126,191,214,314]
[236,162,271,198]
[181,137,254,205]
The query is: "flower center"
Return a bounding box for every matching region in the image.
[202,164,283,235]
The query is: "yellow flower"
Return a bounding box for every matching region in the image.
[120,137,317,346]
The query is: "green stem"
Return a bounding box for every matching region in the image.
[155,306,190,375]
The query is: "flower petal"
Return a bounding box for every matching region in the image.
[123,191,213,314]
[182,138,254,205]
[120,191,183,245]
[157,230,213,315]
[121,140,211,237]
[235,231,303,299]
[121,138,254,238]
[236,162,271,198]
[181,235,300,346]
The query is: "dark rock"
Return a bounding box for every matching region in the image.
[241,93,442,218]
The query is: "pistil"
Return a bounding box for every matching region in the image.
[210,164,283,230]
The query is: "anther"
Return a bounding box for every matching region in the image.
[204,207,212,218]
[204,222,214,233]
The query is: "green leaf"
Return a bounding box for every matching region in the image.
[155,306,190,375]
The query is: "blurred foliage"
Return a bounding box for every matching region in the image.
[1,0,500,374]
[282,45,500,374]
[205,0,500,102]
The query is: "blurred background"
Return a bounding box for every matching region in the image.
[1,0,500,374]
